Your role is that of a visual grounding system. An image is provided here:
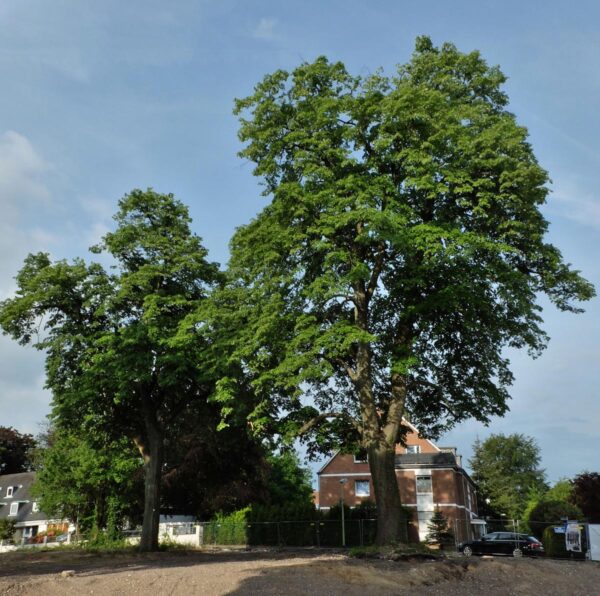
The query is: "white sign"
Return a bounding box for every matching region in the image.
[565,523,582,553]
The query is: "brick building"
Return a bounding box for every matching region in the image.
[317,420,479,543]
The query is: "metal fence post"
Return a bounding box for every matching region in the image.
[454,518,459,549]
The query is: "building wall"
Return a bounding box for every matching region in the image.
[317,425,477,543]
[394,428,439,455]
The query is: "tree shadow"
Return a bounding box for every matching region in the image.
[0,547,336,580]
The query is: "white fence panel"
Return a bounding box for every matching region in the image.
[588,524,600,561]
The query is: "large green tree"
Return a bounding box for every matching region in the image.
[469,433,548,520]
[220,38,594,544]
[0,189,220,550]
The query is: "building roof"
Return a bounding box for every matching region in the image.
[394,452,458,467]
[395,452,477,487]
[0,472,49,523]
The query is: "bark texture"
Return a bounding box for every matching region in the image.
[137,411,163,552]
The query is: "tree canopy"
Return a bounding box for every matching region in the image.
[0,189,221,550]
[571,472,600,523]
[0,426,35,474]
[221,37,594,543]
[469,433,548,520]
[31,429,143,536]
[264,451,314,508]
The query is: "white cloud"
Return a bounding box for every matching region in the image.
[549,183,600,230]
[0,131,57,298]
[252,17,279,41]
[0,131,52,220]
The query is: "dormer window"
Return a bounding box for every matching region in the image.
[9,502,18,516]
[6,486,14,498]
[353,450,368,463]
[406,445,420,454]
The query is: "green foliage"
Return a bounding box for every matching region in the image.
[469,433,547,520]
[31,429,143,533]
[545,479,574,503]
[161,408,271,520]
[0,189,222,550]
[521,479,574,533]
[542,524,586,559]
[215,37,594,543]
[205,502,410,548]
[571,472,600,523]
[203,508,251,545]
[0,427,35,473]
[527,499,583,539]
[425,508,454,548]
[265,450,314,507]
[0,519,17,541]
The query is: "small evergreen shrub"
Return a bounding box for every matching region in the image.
[425,508,454,549]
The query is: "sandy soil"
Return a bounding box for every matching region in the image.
[1,548,599,595]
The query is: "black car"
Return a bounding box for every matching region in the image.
[458,532,544,557]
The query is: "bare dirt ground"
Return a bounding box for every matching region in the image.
[1,548,599,595]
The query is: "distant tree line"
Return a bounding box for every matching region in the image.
[469,432,600,537]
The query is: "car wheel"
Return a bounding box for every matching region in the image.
[512,548,523,558]
[463,546,473,557]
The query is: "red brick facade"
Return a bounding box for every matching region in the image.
[317,421,479,543]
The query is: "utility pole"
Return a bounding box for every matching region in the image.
[339,478,348,547]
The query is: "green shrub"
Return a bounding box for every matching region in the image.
[206,501,410,548]
[542,525,586,559]
[0,519,16,541]
[528,500,583,539]
[203,507,250,545]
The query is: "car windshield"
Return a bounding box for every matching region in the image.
[528,536,541,543]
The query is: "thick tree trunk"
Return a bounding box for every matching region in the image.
[136,411,164,552]
[352,275,407,545]
[368,443,404,545]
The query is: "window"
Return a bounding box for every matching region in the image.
[353,450,368,463]
[9,502,18,516]
[405,445,420,454]
[416,475,432,494]
[32,502,40,513]
[6,486,13,498]
[355,480,370,497]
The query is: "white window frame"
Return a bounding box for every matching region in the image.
[405,445,421,454]
[355,480,370,497]
[6,486,13,498]
[353,453,368,463]
[9,502,18,516]
[416,475,433,494]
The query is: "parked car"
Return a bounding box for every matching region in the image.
[459,532,544,557]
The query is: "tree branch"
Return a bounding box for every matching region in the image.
[325,355,358,383]
[297,411,361,436]
[367,244,386,298]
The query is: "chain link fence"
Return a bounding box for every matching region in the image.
[199,518,383,548]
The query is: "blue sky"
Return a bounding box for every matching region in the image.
[1,0,599,484]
